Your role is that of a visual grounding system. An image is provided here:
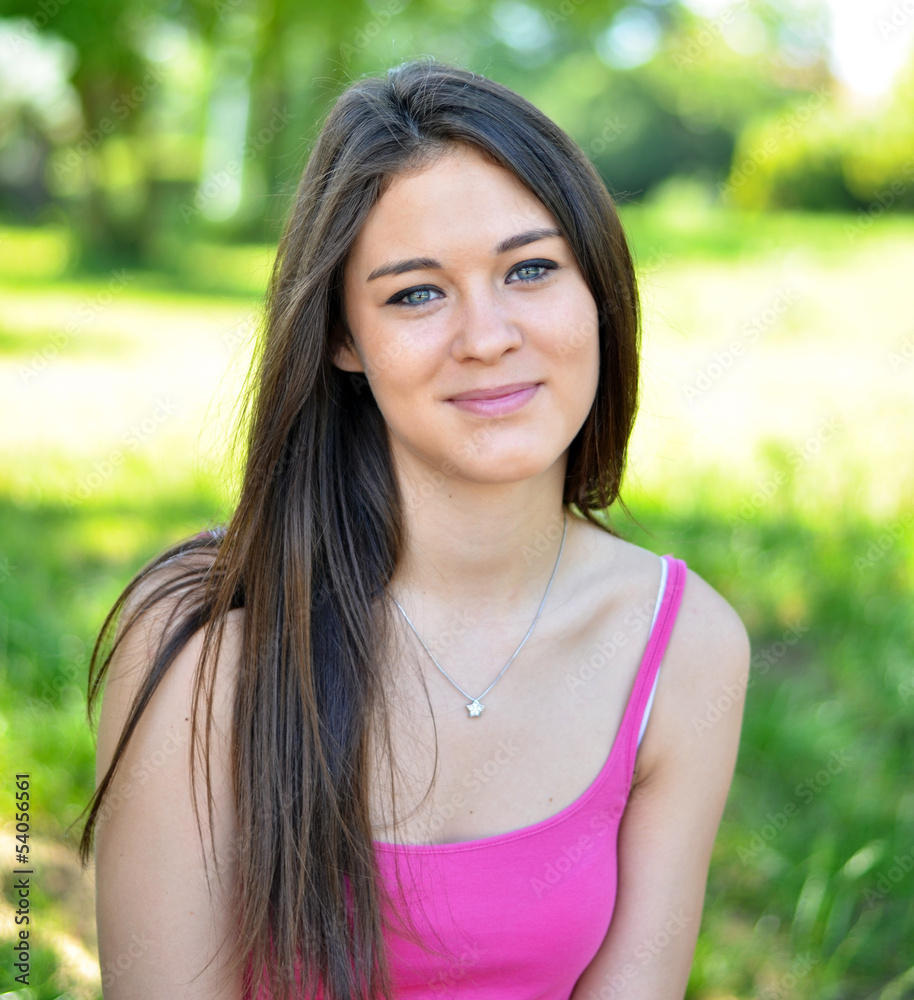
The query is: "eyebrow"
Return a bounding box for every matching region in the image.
[365,226,564,282]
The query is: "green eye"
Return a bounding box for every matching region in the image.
[389,285,443,307]
[510,259,558,283]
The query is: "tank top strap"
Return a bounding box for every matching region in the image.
[618,555,688,780]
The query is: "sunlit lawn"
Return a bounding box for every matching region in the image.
[1,200,912,998]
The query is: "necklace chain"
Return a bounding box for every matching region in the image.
[390,509,568,718]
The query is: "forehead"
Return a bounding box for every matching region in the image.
[348,145,558,269]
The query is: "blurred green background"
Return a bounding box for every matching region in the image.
[0,0,912,996]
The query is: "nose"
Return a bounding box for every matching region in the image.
[450,284,523,363]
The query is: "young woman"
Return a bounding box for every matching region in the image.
[79,57,749,1000]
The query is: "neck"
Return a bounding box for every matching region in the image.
[389,452,571,623]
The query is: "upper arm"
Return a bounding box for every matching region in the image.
[571,567,750,1000]
[94,565,245,999]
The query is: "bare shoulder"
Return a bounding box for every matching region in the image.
[570,517,749,759]
[670,563,750,678]
[110,545,242,669]
[94,547,246,998]
[96,546,245,790]
[567,540,751,997]
[576,518,748,667]
[637,556,751,783]
[567,515,667,617]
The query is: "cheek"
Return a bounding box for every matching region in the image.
[361,330,440,419]
[546,297,600,379]
[350,314,425,386]
[547,300,600,436]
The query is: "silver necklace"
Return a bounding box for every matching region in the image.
[390,509,568,718]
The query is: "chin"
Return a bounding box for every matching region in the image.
[452,452,556,485]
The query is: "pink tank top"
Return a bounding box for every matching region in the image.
[242,554,688,999]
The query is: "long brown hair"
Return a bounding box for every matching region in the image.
[76,56,640,1000]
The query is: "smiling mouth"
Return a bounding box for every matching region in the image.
[446,382,541,416]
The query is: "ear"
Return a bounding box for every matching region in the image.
[331,320,364,373]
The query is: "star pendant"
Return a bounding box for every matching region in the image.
[466,699,484,717]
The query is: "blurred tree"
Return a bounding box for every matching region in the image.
[1,0,415,262]
[0,0,165,260]
[3,0,909,265]
[721,45,914,213]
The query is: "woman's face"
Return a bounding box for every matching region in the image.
[337,142,600,489]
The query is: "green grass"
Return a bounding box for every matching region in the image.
[622,175,914,265]
[619,488,914,999]
[1,209,913,998]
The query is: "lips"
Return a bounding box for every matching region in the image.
[448,381,540,401]
[446,382,541,416]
